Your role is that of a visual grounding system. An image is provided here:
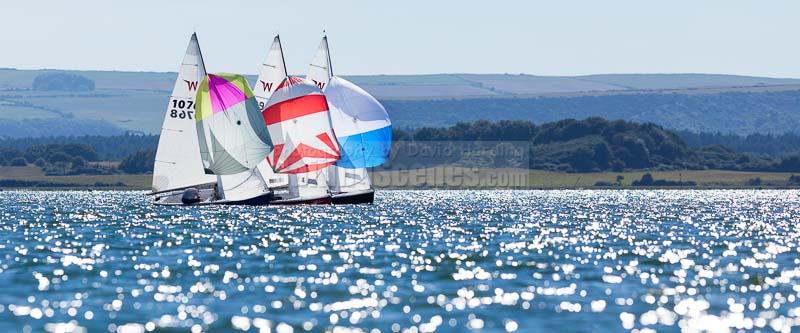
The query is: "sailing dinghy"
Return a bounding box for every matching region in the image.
[307,35,392,204]
[150,34,274,206]
[254,36,338,204]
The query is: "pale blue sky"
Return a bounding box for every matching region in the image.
[2,0,799,77]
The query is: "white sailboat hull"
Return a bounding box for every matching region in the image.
[270,190,332,205]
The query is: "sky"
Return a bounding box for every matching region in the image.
[2,0,799,77]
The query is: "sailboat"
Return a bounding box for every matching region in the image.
[150,34,274,206]
[253,36,338,205]
[307,35,393,204]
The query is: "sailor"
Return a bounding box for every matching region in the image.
[181,188,201,205]
[212,183,220,201]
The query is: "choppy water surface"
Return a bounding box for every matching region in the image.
[1,190,800,332]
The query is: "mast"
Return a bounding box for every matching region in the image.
[277,34,289,78]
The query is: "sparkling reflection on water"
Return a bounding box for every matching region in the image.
[0,190,799,332]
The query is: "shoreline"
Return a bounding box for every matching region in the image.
[1,166,799,190]
[4,187,800,192]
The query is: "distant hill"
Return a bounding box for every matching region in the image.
[1,68,799,136]
[384,90,800,134]
[577,73,800,90]
[3,68,798,98]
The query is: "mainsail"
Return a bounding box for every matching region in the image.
[307,36,392,194]
[251,36,290,190]
[194,73,274,175]
[254,36,288,107]
[307,35,332,90]
[152,33,216,193]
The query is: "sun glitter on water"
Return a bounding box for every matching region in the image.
[0,190,799,332]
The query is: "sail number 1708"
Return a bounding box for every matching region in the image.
[170,99,195,119]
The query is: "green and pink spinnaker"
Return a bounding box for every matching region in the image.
[194,73,273,175]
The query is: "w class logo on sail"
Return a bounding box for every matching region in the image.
[311,80,325,90]
[184,80,199,91]
[259,80,274,92]
[262,77,340,174]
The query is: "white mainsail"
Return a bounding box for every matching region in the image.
[251,36,291,191]
[307,36,333,90]
[152,33,216,193]
[255,36,332,201]
[254,36,289,107]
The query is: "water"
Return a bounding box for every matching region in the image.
[0,190,799,333]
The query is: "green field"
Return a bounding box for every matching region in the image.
[372,168,800,189]
[0,166,150,189]
[3,68,800,135]
[0,104,59,120]
[0,69,174,91]
[0,165,797,191]
[0,89,167,133]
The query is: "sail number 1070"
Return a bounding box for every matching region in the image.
[170,99,195,119]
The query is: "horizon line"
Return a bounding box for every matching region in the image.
[2,67,800,81]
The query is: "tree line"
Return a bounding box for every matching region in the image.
[0,143,112,175]
[0,133,158,160]
[393,118,800,173]
[3,118,800,174]
[676,130,800,156]
[32,72,95,92]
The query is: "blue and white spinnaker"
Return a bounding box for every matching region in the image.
[324,76,392,168]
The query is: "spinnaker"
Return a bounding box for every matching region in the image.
[195,73,274,175]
